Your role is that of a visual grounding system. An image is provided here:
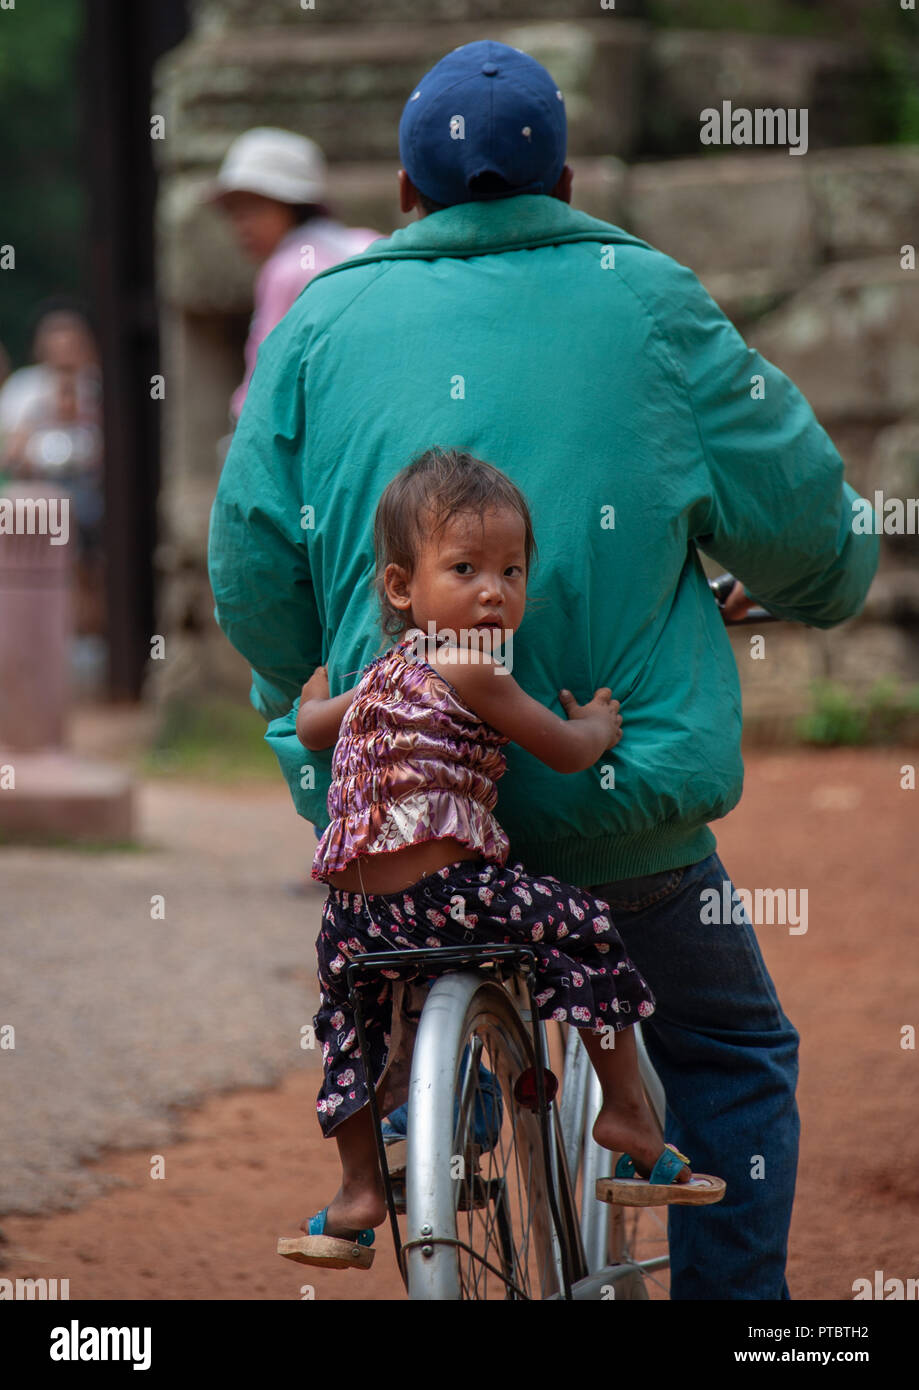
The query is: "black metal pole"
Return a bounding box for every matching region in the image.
[81,0,187,699]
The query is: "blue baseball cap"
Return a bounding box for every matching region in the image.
[399,40,567,207]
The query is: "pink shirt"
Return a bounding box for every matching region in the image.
[230,216,380,420]
[311,632,511,884]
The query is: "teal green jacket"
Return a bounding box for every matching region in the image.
[207,194,878,885]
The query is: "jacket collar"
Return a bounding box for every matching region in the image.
[308,195,651,283]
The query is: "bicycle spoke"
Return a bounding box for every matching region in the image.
[450,1025,544,1298]
[619,1203,670,1299]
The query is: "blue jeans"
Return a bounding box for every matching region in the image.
[587,851,800,1300]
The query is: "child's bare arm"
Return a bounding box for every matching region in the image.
[431,648,622,774]
[296,665,359,750]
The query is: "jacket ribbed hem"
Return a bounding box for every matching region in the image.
[508,824,717,888]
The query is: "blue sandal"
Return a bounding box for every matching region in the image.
[277,1207,376,1269]
[595,1144,726,1207]
[382,1051,504,1150]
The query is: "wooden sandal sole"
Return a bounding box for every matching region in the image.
[277,1234,375,1269]
[595,1174,726,1207]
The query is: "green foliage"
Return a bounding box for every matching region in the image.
[646,0,848,38]
[864,31,919,145]
[143,698,280,781]
[795,677,919,747]
[0,3,88,365]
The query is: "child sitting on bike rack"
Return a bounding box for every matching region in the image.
[281,445,724,1270]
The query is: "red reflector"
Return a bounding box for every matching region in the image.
[513,1067,559,1112]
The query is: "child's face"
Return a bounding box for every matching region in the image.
[385,505,528,646]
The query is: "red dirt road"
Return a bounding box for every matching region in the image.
[1,747,916,1301]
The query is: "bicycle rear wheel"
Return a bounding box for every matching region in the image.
[404,970,581,1300]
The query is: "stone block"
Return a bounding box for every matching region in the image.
[747,258,919,425]
[818,618,919,688]
[190,0,641,33]
[154,20,647,173]
[692,268,794,329]
[567,157,628,224]
[807,145,919,261]
[644,28,886,158]
[730,621,819,722]
[864,420,919,561]
[156,308,246,494]
[156,175,253,312]
[625,151,817,283]
[732,612,919,728]
[154,26,505,171]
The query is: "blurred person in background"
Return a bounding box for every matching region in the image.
[0,303,100,451]
[210,127,380,865]
[208,127,380,433]
[0,303,104,638]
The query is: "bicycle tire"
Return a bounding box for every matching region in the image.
[404,970,582,1300]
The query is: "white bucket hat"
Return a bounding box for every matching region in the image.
[208,127,327,204]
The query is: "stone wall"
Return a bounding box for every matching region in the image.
[149,1,919,730]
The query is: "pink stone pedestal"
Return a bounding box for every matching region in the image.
[0,749,134,843]
[0,482,136,844]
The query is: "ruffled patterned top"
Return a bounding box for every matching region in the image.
[311,630,511,883]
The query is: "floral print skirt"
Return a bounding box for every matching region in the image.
[313,855,656,1138]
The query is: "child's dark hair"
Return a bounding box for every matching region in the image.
[372,446,538,642]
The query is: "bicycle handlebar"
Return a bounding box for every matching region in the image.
[709,572,779,625]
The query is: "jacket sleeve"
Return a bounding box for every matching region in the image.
[207,329,324,726]
[648,257,880,627]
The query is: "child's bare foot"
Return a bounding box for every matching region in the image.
[302,1183,388,1240]
[592,1102,692,1183]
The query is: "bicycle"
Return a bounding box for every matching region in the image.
[327,573,779,1299]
